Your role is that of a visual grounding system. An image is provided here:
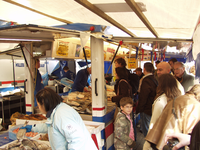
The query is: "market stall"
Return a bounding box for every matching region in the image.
[0,23,120,149]
[1,1,200,149]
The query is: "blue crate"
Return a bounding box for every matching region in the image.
[9,124,33,141]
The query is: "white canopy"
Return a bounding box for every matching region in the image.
[1,0,200,40]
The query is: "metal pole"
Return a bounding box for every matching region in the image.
[12,56,16,89]
[46,58,48,73]
[106,41,123,75]
[19,44,34,83]
[83,47,88,68]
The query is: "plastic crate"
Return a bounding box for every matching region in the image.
[8,124,38,141]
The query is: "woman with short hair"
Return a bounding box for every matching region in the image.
[22,88,97,150]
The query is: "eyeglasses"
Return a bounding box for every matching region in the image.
[173,68,183,71]
[124,106,133,109]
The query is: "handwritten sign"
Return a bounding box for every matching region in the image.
[127,58,136,69]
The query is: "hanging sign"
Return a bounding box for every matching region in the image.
[56,41,69,56]
[127,58,137,69]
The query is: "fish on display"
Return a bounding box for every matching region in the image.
[16,121,29,141]
[0,139,52,150]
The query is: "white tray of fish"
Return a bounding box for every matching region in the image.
[0,138,51,150]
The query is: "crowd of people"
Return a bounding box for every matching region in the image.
[32,57,198,150]
[111,57,198,150]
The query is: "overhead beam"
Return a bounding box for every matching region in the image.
[4,0,73,24]
[75,0,136,37]
[112,36,193,43]
[125,0,159,38]
[0,47,21,55]
[6,53,22,57]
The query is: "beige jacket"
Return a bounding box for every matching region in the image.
[145,94,200,150]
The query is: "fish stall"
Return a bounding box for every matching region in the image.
[0,24,119,150]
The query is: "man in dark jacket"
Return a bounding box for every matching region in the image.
[63,66,75,81]
[136,62,157,137]
[173,62,195,92]
[134,67,144,80]
[71,67,91,92]
[34,59,44,107]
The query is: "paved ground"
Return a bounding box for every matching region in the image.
[133,120,146,150]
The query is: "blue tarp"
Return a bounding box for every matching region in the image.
[42,72,49,86]
[53,23,102,32]
[104,61,112,74]
[77,61,91,67]
[0,20,14,27]
[0,86,24,93]
[51,61,68,79]
[163,53,186,63]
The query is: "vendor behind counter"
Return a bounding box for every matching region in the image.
[71,67,91,92]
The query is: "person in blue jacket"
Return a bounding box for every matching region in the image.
[63,66,75,81]
[22,88,97,150]
[71,67,91,92]
[34,59,44,107]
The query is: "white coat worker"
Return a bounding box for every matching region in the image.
[21,88,97,150]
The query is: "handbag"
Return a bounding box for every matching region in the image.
[113,79,132,121]
[162,98,185,150]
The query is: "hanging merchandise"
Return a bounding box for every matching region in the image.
[157,52,159,61]
[136,47,139,59]
[128,45,132,59]
[150,51,153,61]
[163,47,166,60]
[160,52,163,61]
[141,49,144,61]
[146,51,149,60]
[154,52,157,60]
[155,42,158,49]
[163,51,166,60]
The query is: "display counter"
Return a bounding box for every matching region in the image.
[80,101,116,121]
[0,120,105,149]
